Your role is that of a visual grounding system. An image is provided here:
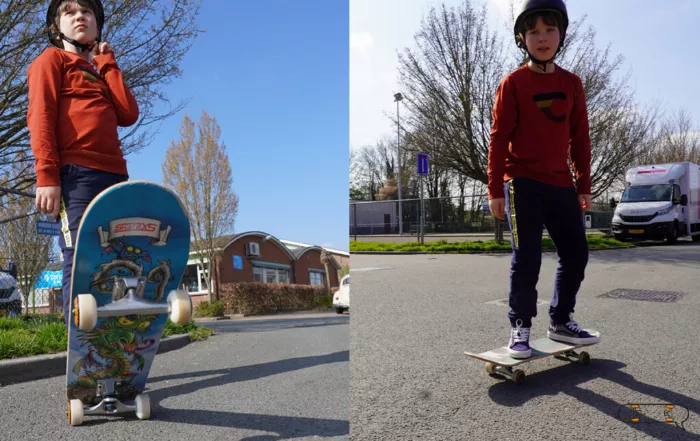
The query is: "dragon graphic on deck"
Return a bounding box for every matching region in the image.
[67,314,158,404]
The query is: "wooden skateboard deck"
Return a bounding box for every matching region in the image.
[65,181,191,424]
[465,331,600,384]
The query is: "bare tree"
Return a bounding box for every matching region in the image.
[0,0,204,189]
[0,157,55,314]
[162,111,239,303]
[640,109,700,165]
[396,0,659,204]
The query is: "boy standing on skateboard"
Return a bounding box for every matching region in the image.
[487,0,600,359]
[27,0,139,328]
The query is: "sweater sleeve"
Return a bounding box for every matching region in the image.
[487,75,518,200]
[93,52,139,127]
[26,50,63,187]
[569,75,591,195]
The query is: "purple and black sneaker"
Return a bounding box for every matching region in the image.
[507,319,531,359]
[548,314,600,345]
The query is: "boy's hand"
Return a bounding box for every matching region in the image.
[489,198,505,220]
[36,186,61,219]
[92,41,112,57]
[578,194,592,210]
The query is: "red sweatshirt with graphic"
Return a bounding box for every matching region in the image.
[487,64,591,200]
[27,47,139,187]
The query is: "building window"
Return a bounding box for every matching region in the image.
[309,270,325,286]
[253,266,290,284]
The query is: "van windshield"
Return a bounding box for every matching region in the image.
[621,184,672,203]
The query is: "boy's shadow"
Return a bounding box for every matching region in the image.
[487,359,699,440]
[139,350,350,439]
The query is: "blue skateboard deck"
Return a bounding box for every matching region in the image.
[65,181,190,416]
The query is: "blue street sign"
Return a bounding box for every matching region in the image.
[417,153,429,175]
[36,220,61,236]
[233,255,243,270]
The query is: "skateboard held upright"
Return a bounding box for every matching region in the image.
[65,181,192,425]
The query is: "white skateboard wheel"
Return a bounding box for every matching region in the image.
[68,399,84,426]
[135,394,151,420]
[75,294,97,330]
[167,290,192,324]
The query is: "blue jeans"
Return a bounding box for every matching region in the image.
[503,177,589,328]
[58,164,127,328]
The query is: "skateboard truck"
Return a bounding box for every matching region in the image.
[68,379,151,425]
[73,277,192,330]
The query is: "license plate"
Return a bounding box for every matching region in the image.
[629,229,644,234]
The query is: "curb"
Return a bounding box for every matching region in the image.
[0,334,192,386]
[350,246,634,255]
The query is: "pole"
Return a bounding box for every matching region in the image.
[420,176,425,245]
[396,100,403,235]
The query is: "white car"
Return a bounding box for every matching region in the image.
[0,270,22,316]
[333,275,349,314]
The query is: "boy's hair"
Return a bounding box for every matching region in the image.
[520,10,563,37]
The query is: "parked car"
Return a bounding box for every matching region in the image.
[333,274,349,314]
[0,270,22,316]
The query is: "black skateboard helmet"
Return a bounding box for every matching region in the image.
[47,0,104,52]
[513,0,568,70]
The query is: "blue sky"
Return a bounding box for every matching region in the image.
[351,0,700,154]
[125,0,349,252]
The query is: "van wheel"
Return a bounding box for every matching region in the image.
[614,234,625,242]
[693,234,700,242]
[666,223,678,244]
[336,308,344,314]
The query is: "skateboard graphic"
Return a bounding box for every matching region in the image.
[464,331,600,384]
[65,181,192,425]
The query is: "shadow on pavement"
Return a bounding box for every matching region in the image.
[487,359,700,440]
[145,350,350,439]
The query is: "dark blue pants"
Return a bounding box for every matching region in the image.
[503,178,588,328]
[58,165,127,328]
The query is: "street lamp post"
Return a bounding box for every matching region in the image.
[394,92,403,235]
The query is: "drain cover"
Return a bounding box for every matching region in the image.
[597,289,686,303]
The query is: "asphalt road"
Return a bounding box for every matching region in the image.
[350,243,700,440]
[0,312,349,441]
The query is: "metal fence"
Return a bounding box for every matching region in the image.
[349,195,614,241]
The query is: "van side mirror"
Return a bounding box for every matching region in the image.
[680,194,688,206]
[609,198,617,209]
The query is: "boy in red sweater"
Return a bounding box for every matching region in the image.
[487,0,599,359]
[27,0,139,328]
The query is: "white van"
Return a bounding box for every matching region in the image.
[333,275,349,314]
[611,162,700,243]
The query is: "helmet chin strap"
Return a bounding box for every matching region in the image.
[59,32,99,53]
[527,50,554,72]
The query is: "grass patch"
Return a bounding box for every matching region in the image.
[0,315,212,360]
[189,326,213,341]
[0,316,67,359]
[350,236,632,253]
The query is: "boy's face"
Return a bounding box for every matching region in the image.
[523,16,560,61]
[57,1,98,45]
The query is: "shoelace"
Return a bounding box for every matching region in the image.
[512,324,530,343]
[566,317,583,333]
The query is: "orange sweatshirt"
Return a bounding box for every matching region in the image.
[27,47,139,187]
[487,64,591,200]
